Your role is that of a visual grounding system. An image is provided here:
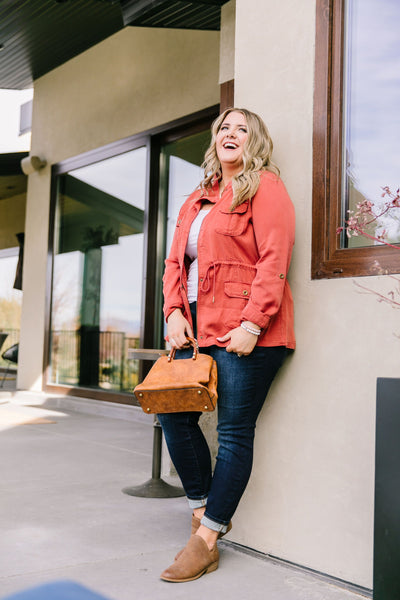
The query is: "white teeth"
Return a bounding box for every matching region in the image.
[224,143,237,149]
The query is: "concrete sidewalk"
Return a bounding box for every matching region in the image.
[0,392,370,600]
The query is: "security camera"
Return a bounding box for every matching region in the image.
[20,155,47,175]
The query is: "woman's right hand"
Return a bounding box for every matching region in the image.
[166,309,194,349]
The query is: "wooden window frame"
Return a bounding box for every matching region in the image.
[312,0,400,279]
[220,79,234,112]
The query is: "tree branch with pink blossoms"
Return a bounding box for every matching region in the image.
[337,186,400,314]
[337,186,400,249]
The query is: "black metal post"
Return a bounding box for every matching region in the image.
[374,377,400,599]
[122,348,184,498]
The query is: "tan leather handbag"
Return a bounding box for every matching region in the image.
[133,338,217,414]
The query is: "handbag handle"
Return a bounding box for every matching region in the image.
[168,337,199,362]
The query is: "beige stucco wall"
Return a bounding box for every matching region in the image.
[18,26,220,390]
[232,0,400,588]
[219,0,235,84]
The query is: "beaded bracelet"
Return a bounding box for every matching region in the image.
[240,322,261,336]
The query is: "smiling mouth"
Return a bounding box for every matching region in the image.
[223,142,238,149]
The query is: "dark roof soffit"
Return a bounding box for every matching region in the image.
[0,0,123,90]
[0,152,29,176]
[0,0,228,90]
[120,0,228,29]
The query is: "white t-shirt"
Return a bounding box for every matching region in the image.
[185,209,211,303]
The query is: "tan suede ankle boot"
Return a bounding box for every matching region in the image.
[161,535,219,583]
[174,515,232,560]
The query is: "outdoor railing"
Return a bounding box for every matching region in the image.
[50,329,141,392]
[0,327,145,391]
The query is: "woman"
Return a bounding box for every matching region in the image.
[158,107,295,583]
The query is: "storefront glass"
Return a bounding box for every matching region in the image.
[48,115,214,399]
[342,0,400,248]
[0,171,26,376]
[49,147,147,391]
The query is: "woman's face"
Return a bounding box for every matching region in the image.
[216,111,248,176]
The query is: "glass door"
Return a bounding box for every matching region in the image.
[47,109,217,401]
[49,147,147,392]
[156,129,211,346]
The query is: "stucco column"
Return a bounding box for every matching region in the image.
[17,167,51,390]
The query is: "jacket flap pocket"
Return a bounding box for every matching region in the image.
[219,202,249,215]
[224,282,251,299]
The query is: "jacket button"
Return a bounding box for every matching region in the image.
[242,290,249,296]
[200,278,203,282]
[279,273,285,279]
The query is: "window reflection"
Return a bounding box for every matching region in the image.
[0,250,22,371]
[0,172,26,374]
[50,147,147,391]
[158,130,211,345]
[343,0,400,248]
[163,130,211,257]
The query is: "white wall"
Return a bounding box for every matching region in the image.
[0,89,33,153]
[18,26,220,390]
[233,0,399,588]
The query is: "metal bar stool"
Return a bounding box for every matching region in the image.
[1,342,18,387]
[0,333,8,388]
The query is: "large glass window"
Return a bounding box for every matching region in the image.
[163,131,211,256]
[0,168,26,375]
[312,0,400,278]
[154,130,211,347]
[342,0,400,249]
[46,107,218,401]
[49,147,147,392]
[0,249,22,372]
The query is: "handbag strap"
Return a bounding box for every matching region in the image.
[168,337,199,362]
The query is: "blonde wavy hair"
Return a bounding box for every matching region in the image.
[200,107,280,210]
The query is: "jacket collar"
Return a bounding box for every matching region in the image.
[197,178,232,203]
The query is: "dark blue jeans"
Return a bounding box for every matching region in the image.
[158,303,288,532]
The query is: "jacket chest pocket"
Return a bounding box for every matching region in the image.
[214,202,250,236]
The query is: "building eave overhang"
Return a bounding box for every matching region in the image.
[0,0,228,90]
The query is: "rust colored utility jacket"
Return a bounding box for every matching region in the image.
[163,171,295,349]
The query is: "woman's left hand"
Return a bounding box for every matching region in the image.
[216,326,258,357]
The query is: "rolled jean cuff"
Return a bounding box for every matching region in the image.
[201,514,229,534]
[188,497,208,510]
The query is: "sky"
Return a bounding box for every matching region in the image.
[344,0,400,243]
[346,0,400,201]
[72,148,147,209]
[0,88,33,153]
